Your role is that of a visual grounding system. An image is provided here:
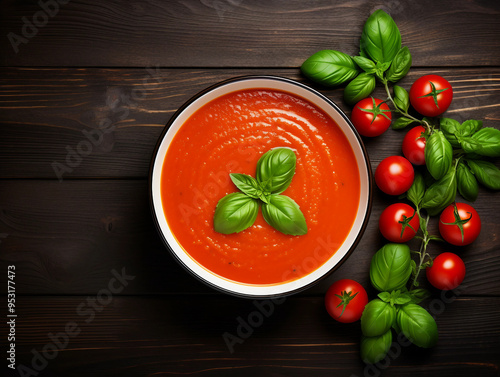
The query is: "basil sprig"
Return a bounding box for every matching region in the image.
[361,242,437,364]
[301,10,411,105]
[410,117,500,211]
[360,9,402,64]
[213,147,307,236]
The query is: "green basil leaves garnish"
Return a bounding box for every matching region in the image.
[397,304,438,348]
[393,85,410,113]
[261,195,307,236]
[256,147,297,194]
[229,173,263,200]
[301,50,359,87]
[361,299,397,337]
[360,9,402,64]
[424,131,453,180]
[460,127,500,157]
[456,161,479,202]
[421,167,457,216]
[386,46,412,83]
[352,55,377,74]
[407,172,425,208]
[301,9,408,106]
[466,159,500,190]
[370,243,412,292]
[214,148,307,236]
[213,193,259,234]
[360,332,392,365]
[344,72,376,105]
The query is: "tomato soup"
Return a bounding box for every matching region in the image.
[161,88,360,285]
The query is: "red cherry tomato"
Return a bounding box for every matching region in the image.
[402,126,427,165]
[374,156,415,195]
[325,279,368,323]
[351,97,392,137]
[426,252,466,290]
[439,203,481,246]
[379,203,420,243]
[409,74,453,117]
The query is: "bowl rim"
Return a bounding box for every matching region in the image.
[149,75,373,299]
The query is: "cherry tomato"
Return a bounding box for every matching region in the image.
[402,125,427,165]
[439,203,481,246]
[379,203,420,243]
[325,279,368,323]
[374,156,414,195]
[351,97,392,137]
[409,74,453,117]
[426,252,466,290]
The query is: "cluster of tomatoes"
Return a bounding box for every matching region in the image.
[325,74,482,323]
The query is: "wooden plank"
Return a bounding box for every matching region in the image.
[0,0,499,67]
[1,67,499,179]
[2,296,499,376]
[1,179,499,296]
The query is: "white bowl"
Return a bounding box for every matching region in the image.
[149,76,372,298]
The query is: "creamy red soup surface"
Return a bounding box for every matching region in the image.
[161,88,360,285]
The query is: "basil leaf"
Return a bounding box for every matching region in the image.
[344,73,376,105]
[230,173,262,199]
[408,288,431,304]
[425,131,453,180]
[213,193,259,234]
[466,159,500,190]
[261,195,307,236]
[360,331,392,364]
[456,161,479,202]
[301,50,359,87]
[393,85,410,113]
[256,147,296,194]
[352,55,376,74]
[460,119,483,137]
[421,167,457,216]
[397,304,438,348]
[360,10,402,64]
[461,128,500,157]
[439,118,461,148]
[361,299,397,337]
[375,61,391,81]
[391,116,415,130]
[394,293,412,305]
[377,292,391,303]
[407,172,425,208]
[370,243,412,292]
[386,46,412,83]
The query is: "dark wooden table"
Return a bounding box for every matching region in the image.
[1,1,500,376]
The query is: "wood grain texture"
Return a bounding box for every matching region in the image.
[0,296,498,377]
[1,0,499,67]
[1,67,499,178]
[0,179,499,296]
